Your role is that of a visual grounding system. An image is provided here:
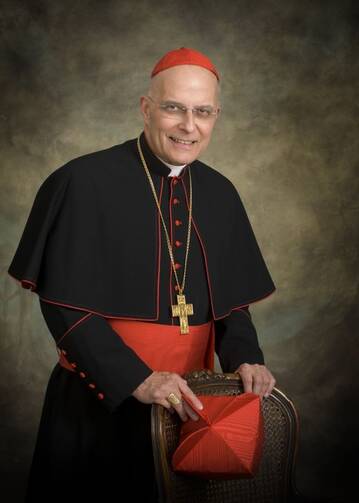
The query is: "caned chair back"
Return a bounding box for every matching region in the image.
[151,370,299,503]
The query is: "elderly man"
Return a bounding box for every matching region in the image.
[8,48,275,501]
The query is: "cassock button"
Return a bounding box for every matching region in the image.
[79,372,86,378]
[173,197,180,205]
[97,393,104,400]
[175,263,182,270]
[70,362,77,369]
[175,219,182,226]
[173,178,178,185]
[175,240,182,247]
[174,285,180,291]
[89,383,96,389]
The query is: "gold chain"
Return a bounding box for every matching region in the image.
[137,136,192,295]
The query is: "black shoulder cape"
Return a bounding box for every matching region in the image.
[8,132,275,320]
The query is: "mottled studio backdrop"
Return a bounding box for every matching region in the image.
[1,1,358,502]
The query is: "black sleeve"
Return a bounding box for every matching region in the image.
[39,299,153,412]
[214,307,265,372]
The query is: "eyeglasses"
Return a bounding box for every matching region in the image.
[146,96,219,120]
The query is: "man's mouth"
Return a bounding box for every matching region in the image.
[168,136,198,145]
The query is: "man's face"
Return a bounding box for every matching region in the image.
[140,65,220,166]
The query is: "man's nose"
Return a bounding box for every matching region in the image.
[179,110,196,132]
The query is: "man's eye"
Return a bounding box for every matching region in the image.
[164,104,179,112]
[196,108,211,117]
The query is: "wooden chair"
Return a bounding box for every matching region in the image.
[151,370,300,503]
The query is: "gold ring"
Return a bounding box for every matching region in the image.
[167,392,181,406]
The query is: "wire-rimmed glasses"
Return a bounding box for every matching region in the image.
[146,96,220,121]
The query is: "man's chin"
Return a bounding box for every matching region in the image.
[171,157,194,166]
[166,151,199,166]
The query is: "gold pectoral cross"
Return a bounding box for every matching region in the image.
[172,294,194,334]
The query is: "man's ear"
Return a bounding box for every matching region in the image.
[140,96,151,123]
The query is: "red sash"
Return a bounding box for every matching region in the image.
[59,319,215,375]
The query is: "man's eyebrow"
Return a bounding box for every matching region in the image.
[162,99,215,108]
[161,100,186,106]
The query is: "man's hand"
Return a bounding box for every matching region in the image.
[132,371,203,422]
[234,363,276,398]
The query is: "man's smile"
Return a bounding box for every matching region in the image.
[168,135,199,145]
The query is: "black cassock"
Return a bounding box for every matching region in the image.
[8,132,275,501]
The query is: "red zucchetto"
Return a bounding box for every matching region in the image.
[172,393,264,479]
[151,47,220,81]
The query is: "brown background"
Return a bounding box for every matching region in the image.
[1,1,358,502]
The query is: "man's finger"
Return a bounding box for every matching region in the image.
[179,383,203,410]
[173,402,189,422]
[183,400,199,421]
[238,365,254,393]
[264,375,276,397]
[259,369,274,397]
[158,399,174,411]
[252,373,264,395]
[164,399,188,422]
[163,389,189,422]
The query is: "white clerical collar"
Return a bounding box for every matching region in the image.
[156,156,186,177]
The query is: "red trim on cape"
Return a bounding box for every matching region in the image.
[180,178,275,321]
[38,297,160,320]
[8,170,274,321]
[233,305,251,319]
[8,177,165,322]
